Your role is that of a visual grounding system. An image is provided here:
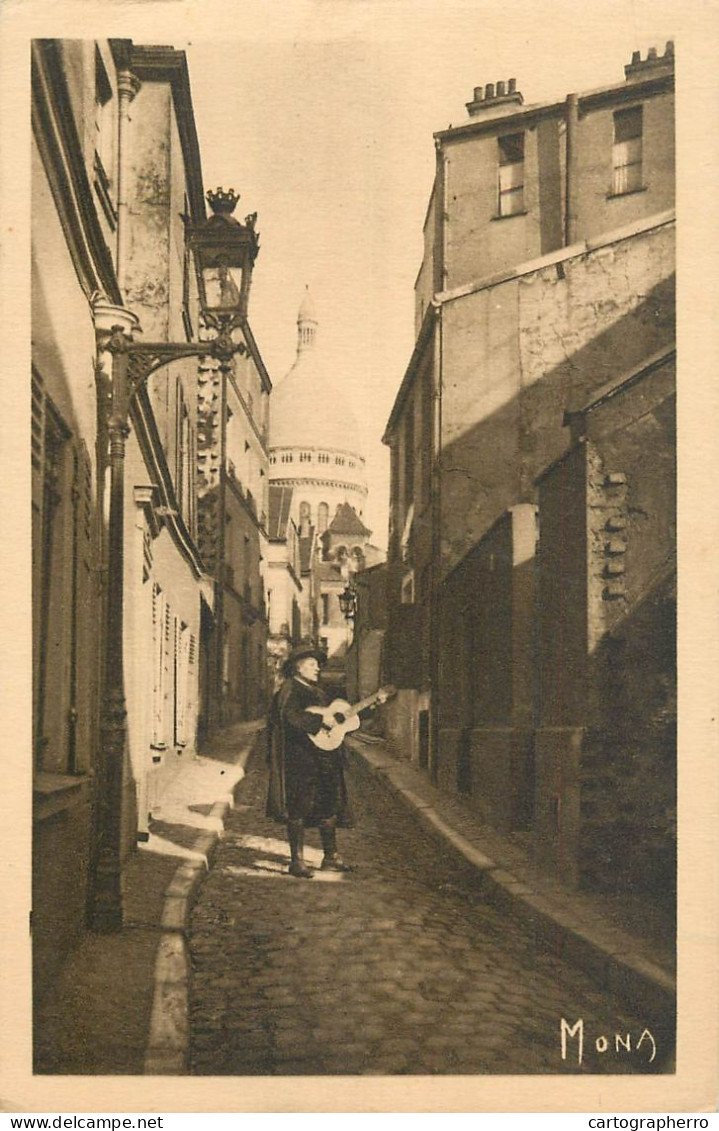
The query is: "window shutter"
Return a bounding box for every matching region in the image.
[498,133,525,216]
[31,371,71,771]
[164,605,173,747]
[188,632,197,743]
[72,441,94,772]
[151,585,165,747]
[613,106,643,194]
[175,622,190,747]
[31,371,46,530]
[78,442,93,556]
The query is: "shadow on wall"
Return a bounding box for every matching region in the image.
[580,569,676,903]
[437,515,536,836]
[432,278,675,900]
[439,274,675,574]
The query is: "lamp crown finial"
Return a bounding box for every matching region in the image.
[206,187,240,215]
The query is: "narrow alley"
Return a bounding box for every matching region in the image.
[188,744,662,1077]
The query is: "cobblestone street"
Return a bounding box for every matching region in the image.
[188,744,664,1076]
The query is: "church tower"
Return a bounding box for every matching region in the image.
[269,290,378,667]
[269,288,368,531]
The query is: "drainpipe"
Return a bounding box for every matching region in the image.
[217,360,229,726]
[116,70,141,298]
[429,300,443,783]
[426,143,448,781]
[565,92,579,246]
[434,139,449,294]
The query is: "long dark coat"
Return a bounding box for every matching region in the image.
[265,677,354,828]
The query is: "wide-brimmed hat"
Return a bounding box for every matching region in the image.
[282,641,326,676]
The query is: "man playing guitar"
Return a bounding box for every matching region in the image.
[266,641,390,878]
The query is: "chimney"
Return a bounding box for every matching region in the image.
[624,41,674,81]
[466,78,524,118]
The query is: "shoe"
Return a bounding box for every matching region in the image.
[320,854,355,872]
[288,861,313,879]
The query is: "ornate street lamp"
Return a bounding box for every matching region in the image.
[339,584,357,621]
[90,189,257,932]
[186,188,258,347]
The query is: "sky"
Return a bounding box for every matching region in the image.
[175,0,683,548]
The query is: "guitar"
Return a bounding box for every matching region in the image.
[307,685,396,751]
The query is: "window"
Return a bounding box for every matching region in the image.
[321,593,330,625]
[222,622,230,695]
[33,370,96,781]
[32,373,71,770]
[244,534,251,590]
[174,622,193,747]
[176,380,194,533]
[241,634,250,715]
[151,608,197,748]
[181,194,193,337]
[151,586,172,748]
[613,106,643,195]
[403,405,415,510]
[391,441,400,501]
[421,370,433,505]
[401,571,415,605]
[299,501,311,537]
[497,133,525,217]
[317,501,329,533]
[389,440,401,556]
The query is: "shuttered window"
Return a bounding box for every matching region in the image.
[613,106,643,195]
[153,590,195,750]
[498,133,525,217]
[174,377,197,539]
[174,624,195,747]
[32,370,82,773]
[164,605,174,745]
[222,623,230,697]
[68,442,94,773]
[151,588,175,749]
[151,585,166,748]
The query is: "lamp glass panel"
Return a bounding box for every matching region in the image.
[202,262,243,311]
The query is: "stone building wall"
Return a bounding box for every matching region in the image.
[439,216,675,577]
[437,505,536,832]
[572,91,675,244]
[31,132,100,998]
[534,353,676,892]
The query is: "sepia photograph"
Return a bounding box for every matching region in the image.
[2,0,718,1116]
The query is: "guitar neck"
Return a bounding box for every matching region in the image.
[346,692,383,716]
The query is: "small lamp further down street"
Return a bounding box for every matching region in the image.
[339,584,357,621]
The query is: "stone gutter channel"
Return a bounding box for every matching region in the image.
[143,741,257,1075]
[143,728,676,1074]
[346,735,676,1049]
